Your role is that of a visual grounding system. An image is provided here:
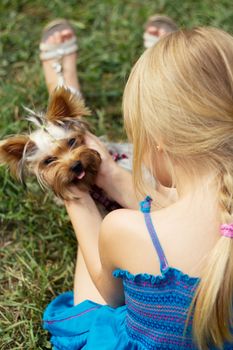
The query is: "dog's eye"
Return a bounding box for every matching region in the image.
[68,138,76,147]
[43,156,57,165]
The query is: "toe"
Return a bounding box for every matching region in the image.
[47,34,55,44]
[146,26,168,38]
[61,28,74,36]
[54,31,62,44]
[61,29,74,42]
[147,26,159,36]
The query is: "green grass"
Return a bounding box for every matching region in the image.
[0,0,232,348]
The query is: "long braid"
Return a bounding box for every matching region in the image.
[193,167,233,349]
[218,169,233,223]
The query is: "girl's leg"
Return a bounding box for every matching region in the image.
[74,246,106,305]
[42,24,105,305]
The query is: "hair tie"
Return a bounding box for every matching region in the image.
[220,224,233,238]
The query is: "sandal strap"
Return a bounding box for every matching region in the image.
[40,37,78,60]
[143,32,160,49]
[40,36,77,51]
[40,43,78,61]
[40,19,78,61]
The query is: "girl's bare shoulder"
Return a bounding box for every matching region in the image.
[100,208,161,272]
[100,208,146,252]
[102,208,145,238]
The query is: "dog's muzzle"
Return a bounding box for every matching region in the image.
[70,161,85,179]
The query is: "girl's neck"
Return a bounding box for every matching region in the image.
[175,166,217,201]
[163,167,221,245]
[173,166,220,226]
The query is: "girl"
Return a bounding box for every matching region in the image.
[42,27,233,349]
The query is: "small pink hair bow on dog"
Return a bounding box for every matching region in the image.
[220,224,233,238]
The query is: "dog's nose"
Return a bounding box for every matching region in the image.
[70,161,84,174]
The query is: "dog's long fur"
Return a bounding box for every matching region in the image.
[0,87,101,200]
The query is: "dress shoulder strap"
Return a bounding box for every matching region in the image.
[140,196,169,272]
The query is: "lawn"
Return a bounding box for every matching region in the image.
[0,0,232,349]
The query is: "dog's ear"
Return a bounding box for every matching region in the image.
[46,87,90,128]
[0,135,36,180]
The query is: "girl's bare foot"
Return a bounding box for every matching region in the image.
[143,15,178,49]
[40,21,80,95]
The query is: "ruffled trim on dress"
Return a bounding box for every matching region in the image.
[113,267,200,286]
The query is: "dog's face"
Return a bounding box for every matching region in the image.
[0,87,101,199]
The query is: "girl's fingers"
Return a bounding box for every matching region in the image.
[84,132,109,159]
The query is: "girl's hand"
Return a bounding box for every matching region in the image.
[84,132,138,209]
[84,131,118,188]
[65,186,92,206]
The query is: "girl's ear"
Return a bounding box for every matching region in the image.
[45,86,90,127]
[0,135,36,179]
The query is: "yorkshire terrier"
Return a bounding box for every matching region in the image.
[0,87,102,201]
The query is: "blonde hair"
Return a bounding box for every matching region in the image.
[123,27,233,349]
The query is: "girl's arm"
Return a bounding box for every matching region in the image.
[65,193,125,307]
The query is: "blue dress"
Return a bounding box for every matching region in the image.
[43,197,233,349]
